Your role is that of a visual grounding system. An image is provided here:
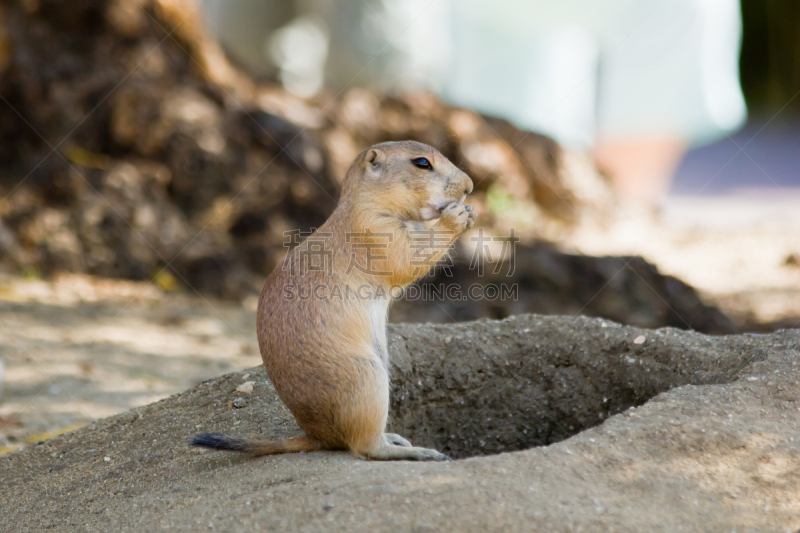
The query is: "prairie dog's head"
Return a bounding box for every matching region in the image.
[348,140,473,221]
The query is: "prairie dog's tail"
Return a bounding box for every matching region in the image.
[190,433,323,455]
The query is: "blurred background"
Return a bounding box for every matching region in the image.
[0,0,798,449]
[201,0,800,200]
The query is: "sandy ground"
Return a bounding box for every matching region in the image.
[2,315,799,532]
[0,276,261,452]
[1,194,799,451]
[567,192,800,328]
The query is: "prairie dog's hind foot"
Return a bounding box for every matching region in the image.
[384,433,412,447]
[365,442,452,461]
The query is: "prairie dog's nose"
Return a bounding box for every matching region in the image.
[463,176,474,195]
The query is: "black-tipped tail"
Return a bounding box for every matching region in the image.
[190,433,250,453]
[190,433,322,455]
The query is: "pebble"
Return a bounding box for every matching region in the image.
[633,335,646,345]
[236,381,255,393]
[103,457,111,462]
[232,397,248,408]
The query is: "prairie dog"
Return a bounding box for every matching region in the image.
[192,140,475,461]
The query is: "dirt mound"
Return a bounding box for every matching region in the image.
[0,0,736,333]
[0,0,598,292]
[2,315,798,531]
[391,242,736,333]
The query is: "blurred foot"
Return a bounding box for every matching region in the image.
[0,415,21,426]
[594,138,686,207]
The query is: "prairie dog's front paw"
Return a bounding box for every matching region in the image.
[438,202,474,234]
[464,204,477,230]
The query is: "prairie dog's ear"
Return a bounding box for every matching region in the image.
[366,148,386,171]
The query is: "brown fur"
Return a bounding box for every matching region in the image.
[192,141,474,461]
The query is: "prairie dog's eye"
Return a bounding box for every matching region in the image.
[411,157,432,170]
